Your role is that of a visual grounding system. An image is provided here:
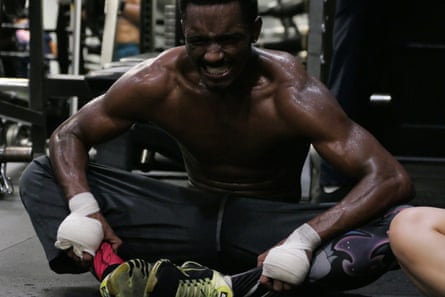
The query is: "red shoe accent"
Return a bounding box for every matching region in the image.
[93,242,124,280]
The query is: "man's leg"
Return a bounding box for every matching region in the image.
[222,197,411,292]
[306,205,411,291]
[19,156,80,273]
[95,196,410,296]
[220,198,332,273]
[19,155,223,274]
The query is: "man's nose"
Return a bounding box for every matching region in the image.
[204,43,224,63]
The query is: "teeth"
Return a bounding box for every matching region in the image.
[205,65,229,75]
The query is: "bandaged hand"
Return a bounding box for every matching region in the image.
[54,192,104,258]
[262,223,321,286]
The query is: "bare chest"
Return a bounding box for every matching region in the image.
[163,102,304,166]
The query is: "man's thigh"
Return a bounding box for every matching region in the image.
[85,162,224,266]
[20,156,225,272]
[220,197,330,273]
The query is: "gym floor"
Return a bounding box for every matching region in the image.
[2,160,444,297]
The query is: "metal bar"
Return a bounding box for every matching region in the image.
[72,0,83,76]
[101,0,119,66]
[0,78,28,92]
[0,101,45,125]
[397,156,445,164]
[28,0,47,155]
[0,146,33,162]
[67,0,84,115]
[140,0,155,52]
[306,0,324,79]
[46,74,92,99]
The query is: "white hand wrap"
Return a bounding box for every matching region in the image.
[55,213,104,257]
[68,192,100,216]
[55,192,103,257]
[262,223,321,285]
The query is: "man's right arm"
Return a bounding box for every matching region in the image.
[48,93,134,260]
[49,53,176,261]
[49,95,132,198]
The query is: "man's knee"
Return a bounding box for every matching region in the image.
[19,155,51,188]
[19,155,57,207]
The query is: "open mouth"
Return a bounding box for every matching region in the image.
[202,65,232,78]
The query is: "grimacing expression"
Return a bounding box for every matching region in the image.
[182,2,259,90]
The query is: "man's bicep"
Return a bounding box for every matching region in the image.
[312,121,378,179]
[73,95,134,145]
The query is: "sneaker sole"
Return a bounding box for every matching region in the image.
[100,259,159,297]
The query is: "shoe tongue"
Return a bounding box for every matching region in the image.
[180,261,214,279]
[230,267,263,296]
[150,260,186,297]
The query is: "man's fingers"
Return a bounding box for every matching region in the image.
[66,249,93,269]
[259,275,293,292]
[104,233,122,251]
[82,251,94,262]
[259,275,269,285]
[259,275,273,290]
[282,282,292,291]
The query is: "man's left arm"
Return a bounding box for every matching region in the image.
[260,75,414,290]
[312,124,413,238]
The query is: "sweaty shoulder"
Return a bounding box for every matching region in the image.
[255,48,341,138]
[116,47,187,94]
[103,47,192,119]
[256,48,308,90]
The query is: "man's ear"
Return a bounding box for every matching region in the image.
[252,16,262,43]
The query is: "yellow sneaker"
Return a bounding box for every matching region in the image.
[100,258,233,297]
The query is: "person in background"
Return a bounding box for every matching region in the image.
[318,0,393,202]
[114,0,140,61]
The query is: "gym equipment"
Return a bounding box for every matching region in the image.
[0,0,26,20]
[0,1,40,196]
[257,0,306,56]
[0,145,32,195]
[0,119,32,196]
[0,145,32,162]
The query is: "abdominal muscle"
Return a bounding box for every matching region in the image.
[115,17,139,44]
[183,154,302,202]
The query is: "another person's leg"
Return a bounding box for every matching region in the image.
[19,155,222,274]
[389,206,445,297]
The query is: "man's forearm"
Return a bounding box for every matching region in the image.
[49,131,91,199]
[308,170,413,242]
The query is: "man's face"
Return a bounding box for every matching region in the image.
[182,2,257,90]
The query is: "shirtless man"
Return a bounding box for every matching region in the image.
[19,0,414,296]
[114,0,140,61]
